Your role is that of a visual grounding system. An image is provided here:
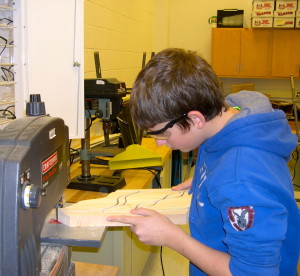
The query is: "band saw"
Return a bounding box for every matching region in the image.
[0,95,105,276]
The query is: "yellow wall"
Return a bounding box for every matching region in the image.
[84,0,155,87]
[167,1,253,62]
[84,0,300,103]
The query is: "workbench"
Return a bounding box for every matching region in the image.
[66,138,172,276]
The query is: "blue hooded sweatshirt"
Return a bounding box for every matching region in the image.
[189,91,300,275]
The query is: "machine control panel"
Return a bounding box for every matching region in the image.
[22,182,41,209]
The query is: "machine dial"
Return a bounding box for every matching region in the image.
[95,110,103,118]
[22,183,42,209]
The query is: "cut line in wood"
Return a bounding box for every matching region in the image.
[58,189,192,227]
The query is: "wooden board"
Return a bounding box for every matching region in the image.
[58,189,191,227]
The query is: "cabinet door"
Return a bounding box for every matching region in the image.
[211,28,241,77]
[271,29,300,78]
[240,29,272,77]
[18,0,84,139]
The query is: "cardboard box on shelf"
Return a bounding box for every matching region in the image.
[273,17,295,27]
[276,0,297,11]
[296,17,300,27]
[252,0,275,11]
[252,17,273,27]
[252,10,274,17]
[295,7,300,28]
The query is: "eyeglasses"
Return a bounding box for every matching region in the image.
[145,113,187,139]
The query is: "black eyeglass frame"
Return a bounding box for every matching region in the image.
[146,113,188,136]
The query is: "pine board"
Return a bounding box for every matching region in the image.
[58,189,191,227]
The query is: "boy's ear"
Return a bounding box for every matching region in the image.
[187,111,206,129]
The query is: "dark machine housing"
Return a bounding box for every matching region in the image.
[0,115,70,275]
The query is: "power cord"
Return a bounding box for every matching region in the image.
[0,105,16,119]
[69,139,80,165]
[146,168,166,275]
[142,168,162,188]
[1,65,14,82]
[84,100,97,131]
[160,246,165,276]
[127,167,165,274]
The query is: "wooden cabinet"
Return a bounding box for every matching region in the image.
[212,28,271,77]
[271,29,300,77]
[211,28,241,76]
[240,29,272,77]
[211,28,300,78]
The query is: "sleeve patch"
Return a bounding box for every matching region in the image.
[227,206,255,231]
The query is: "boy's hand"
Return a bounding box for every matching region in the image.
[172,177,193,191]
[107,208,178,246]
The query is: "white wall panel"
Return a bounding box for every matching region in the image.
[23,0,84,139]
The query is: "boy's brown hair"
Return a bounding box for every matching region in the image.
[130,48,226,131]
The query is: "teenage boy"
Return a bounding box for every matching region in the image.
[108,48,300,275]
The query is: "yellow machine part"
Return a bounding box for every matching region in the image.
[108,144,162,170]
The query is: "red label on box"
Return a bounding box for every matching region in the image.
[276,0,297,10]
[262,19,271,24]
[252,18,273,27]
[253,0,275,10]
[256,3,272,9]
[253,11,273,16]
[275,11,295,16]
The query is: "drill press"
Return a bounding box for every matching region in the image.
[68,78,128,192]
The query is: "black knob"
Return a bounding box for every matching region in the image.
[95,110,103,118]
[26,94,46,116]
[30,94,41,102]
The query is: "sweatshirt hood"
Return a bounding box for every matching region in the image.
[204,91,297,160]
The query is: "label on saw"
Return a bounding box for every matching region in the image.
[41,146,63,188]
